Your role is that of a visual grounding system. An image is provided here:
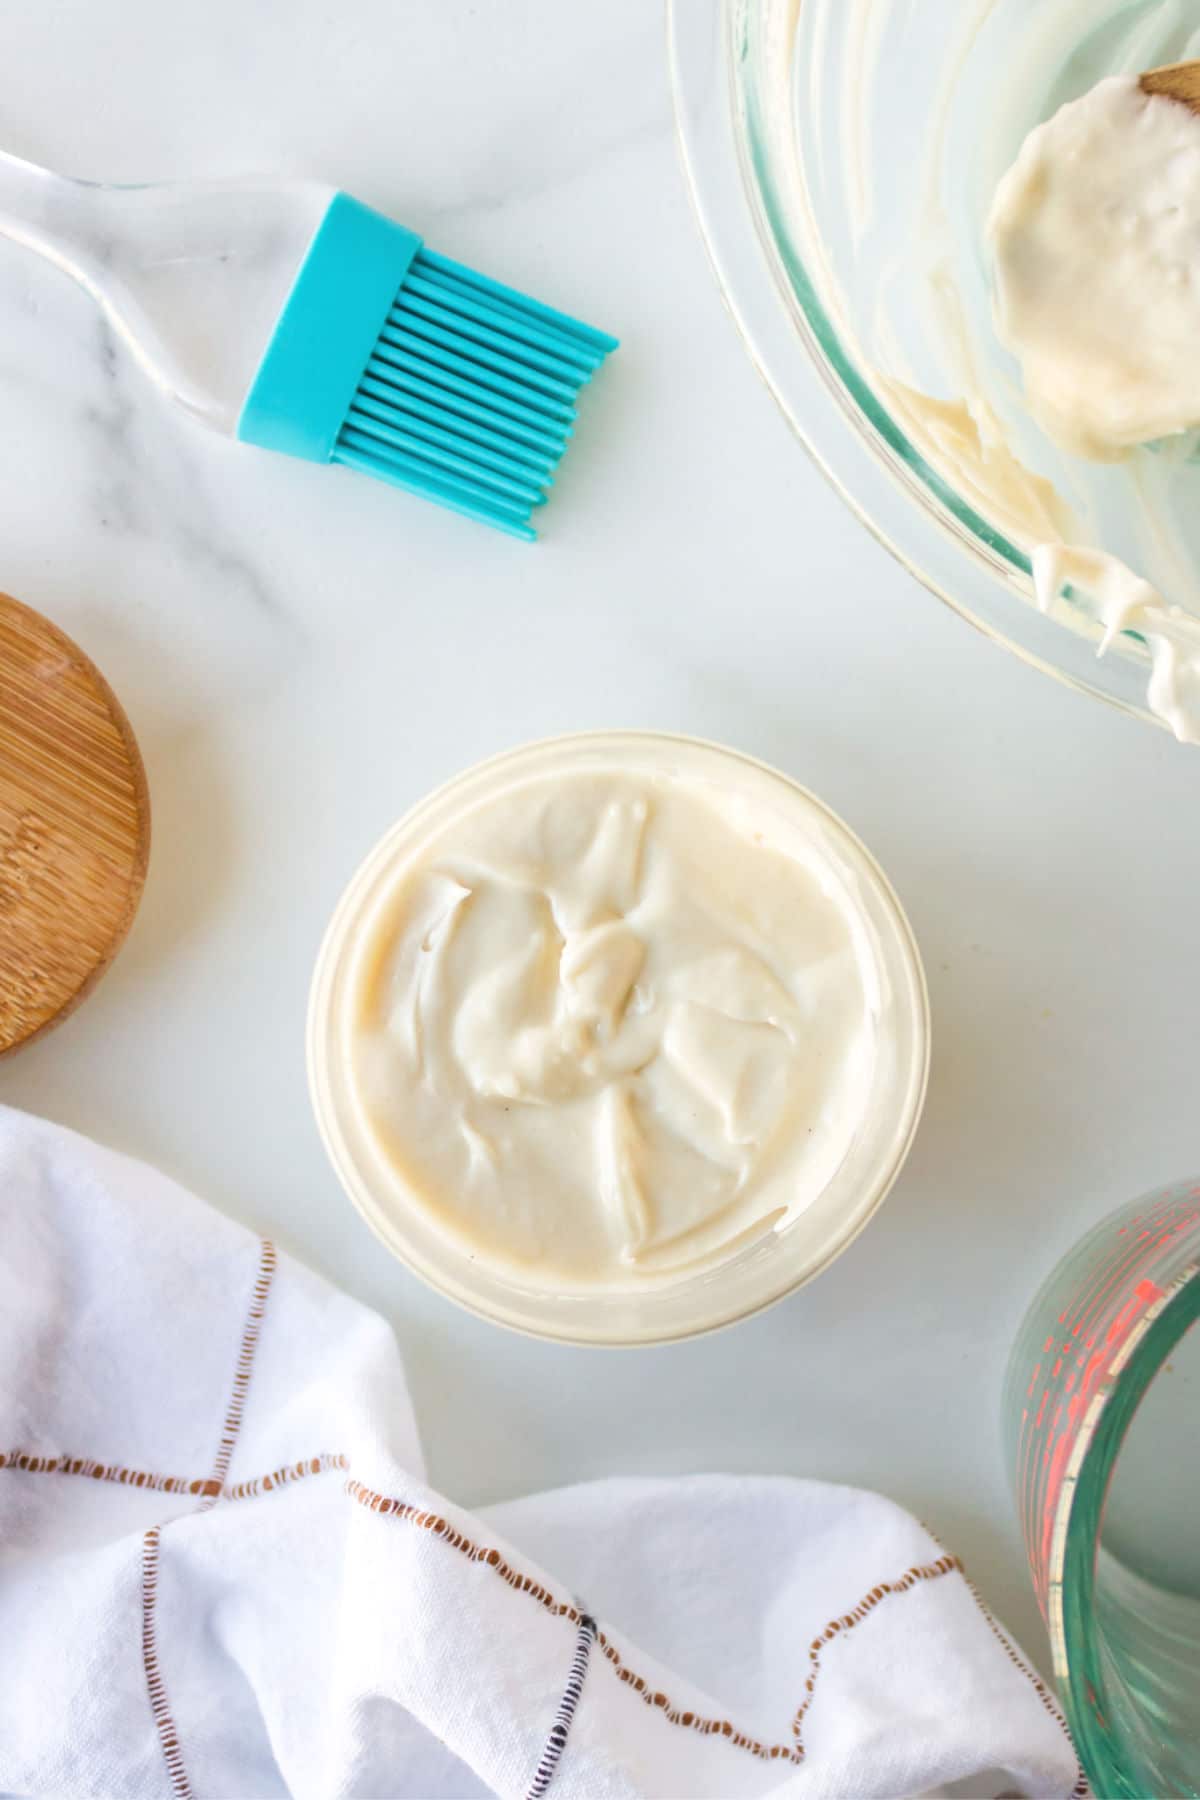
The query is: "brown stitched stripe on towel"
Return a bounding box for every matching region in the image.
[205,1239,277,1497]
[343,1477,804,1767]
[225,1452,349,1500]
[792,1555,962,1743]
[142,1526,192,1799]
[0,1450,218,1496]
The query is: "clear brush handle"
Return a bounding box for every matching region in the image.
[0,151,332,432]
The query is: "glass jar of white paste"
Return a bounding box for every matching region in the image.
[308,733,929,1343]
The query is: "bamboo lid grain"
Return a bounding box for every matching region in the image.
[0,593,150,1056]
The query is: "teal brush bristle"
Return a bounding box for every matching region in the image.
[236,196,617,534]
[332,248,616,540]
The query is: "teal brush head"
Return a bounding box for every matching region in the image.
[0,156,617,539]
[237,196,618,540]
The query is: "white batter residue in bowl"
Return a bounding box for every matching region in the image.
[990,75,1200,462]
[775,0,1200,741]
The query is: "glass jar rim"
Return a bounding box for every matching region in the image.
[307,730,931,1344]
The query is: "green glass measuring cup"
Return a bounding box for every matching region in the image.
[1005,1182,1200,1797]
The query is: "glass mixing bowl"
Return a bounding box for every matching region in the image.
[669,0,1200,738]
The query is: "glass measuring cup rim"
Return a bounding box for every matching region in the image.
[1046,1253,1200,1789]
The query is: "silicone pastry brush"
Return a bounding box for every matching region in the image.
[0,152,617,538]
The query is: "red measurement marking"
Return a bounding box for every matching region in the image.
[1029,1234,1147,1527]
[1071,1219,1176,1345]
[1055,1228,1153,1366]
[1035,1275,1165,1594]
[1017,1196,1199,1597]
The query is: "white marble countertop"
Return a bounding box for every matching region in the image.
[3,0,1199,1676]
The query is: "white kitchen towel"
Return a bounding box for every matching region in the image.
[0,1104,1086,1800]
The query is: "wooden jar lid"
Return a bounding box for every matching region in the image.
[0,593,150,1057]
